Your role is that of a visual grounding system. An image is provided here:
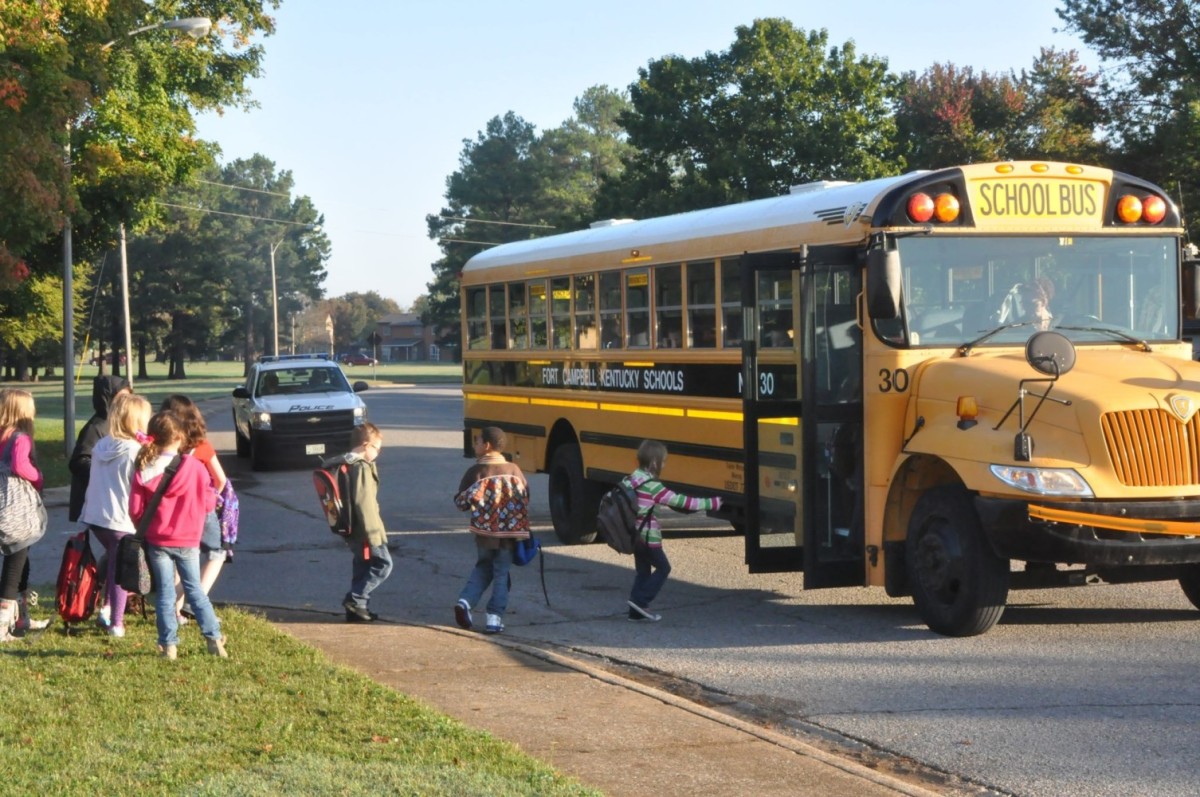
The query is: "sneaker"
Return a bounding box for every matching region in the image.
[159,644,177,661]
[342,597,374,623]
[108,625,125,638]
[176,612,189,626]
[626,601,662,622]
[206,635,228,658]
[454,599,473,630]
[484,613,504,634]
[96,605,112,630]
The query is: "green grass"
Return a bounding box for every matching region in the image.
[7,360,461,489]
[1,605,598,797]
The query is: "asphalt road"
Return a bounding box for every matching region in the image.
[31,384,1200,797]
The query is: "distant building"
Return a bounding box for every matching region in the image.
[375,313,439,362]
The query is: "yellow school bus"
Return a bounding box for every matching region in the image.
[460,161,1200,635]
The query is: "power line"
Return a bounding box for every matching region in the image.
[440,238,500,247]
[192,178,292,198]
[157,201,315,227]
[439,215,554,229]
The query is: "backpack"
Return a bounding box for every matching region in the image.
[216,480,240,549]
[595,479,653,554]
[313,459,353,537]
[56,527,99,625]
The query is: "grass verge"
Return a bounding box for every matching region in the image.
[1,604,598,797]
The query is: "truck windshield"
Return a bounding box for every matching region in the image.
[879,235,1179,348]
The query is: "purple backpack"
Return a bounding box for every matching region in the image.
[216,480,240,550]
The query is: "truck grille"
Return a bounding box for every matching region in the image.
[271,409,356,436]
[1101,409,1200,487]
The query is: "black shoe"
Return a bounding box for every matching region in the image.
[342,598,375,623]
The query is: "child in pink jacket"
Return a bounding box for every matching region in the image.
[130,410,226,660]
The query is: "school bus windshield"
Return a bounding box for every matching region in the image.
[883,235,1180,348]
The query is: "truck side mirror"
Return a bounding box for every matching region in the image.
[866,248,901,320]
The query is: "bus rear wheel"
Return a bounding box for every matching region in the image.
[548,444,600,545]
[1179,565,1200,610]
[906,486,1009,636]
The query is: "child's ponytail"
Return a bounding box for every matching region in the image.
[135,410,184,470]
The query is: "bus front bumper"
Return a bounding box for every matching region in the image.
[975,497,1200,566]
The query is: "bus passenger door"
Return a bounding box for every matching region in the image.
[804,258,864,588]
[741,252,805,573]
[741,248,864,587]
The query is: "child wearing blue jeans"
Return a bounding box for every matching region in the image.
[453,426,531,634]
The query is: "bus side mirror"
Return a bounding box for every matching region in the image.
[1185,259,1200,320]
[866,248,901,320]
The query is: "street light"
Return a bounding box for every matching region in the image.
[269,224,320,358]
[63,17,211,453]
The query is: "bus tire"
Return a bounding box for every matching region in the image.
[548,444,599,545]
[1179,565,1200,610]
[906,485,1009,636]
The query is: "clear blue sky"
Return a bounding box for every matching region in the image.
[194,1,1091,309]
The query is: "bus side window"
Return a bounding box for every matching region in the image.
[528,280,548,348]
[509,282,528,349]
[551,276,571,349]
[721,258,742,347]
[575,273,597,349]
[466,286,489,350]
[599,271,622,348]
[489,285,506,349]
[655,264,683,348]
[626,268,650,348]
[687,261,716,348]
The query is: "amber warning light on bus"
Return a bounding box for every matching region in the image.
[957,396,979,430]
[906,191,961,224]
[1115,193,1168,224]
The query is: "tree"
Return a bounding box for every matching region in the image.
[893,49,1106,171]
[596,18,899,218]
[1057,1,1200,240]
[328,291,400,352]
[0,0,280,362]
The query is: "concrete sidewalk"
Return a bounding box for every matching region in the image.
[267,608,945,797]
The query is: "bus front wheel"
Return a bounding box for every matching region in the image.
[906,486,1010,636]
[1179,565,1200,610]
[548,444,600,545]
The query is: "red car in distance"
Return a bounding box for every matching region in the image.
[339,353,377,366]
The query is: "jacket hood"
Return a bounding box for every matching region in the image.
[92,375,127,417]
[92,435,141,464]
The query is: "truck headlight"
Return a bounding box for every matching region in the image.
[989,465,1093,497]
[251,410,272,430]
[353,405,366,425]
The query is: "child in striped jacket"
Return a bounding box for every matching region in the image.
[624,439,721,622]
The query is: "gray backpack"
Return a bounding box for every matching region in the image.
[595,479,653,554]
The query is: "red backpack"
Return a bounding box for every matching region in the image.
[313,460,353,538]
[56,528,100,626]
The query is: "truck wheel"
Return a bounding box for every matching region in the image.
[906,485,1009,636]
[1179,565,1200,610]
[548,444,599,545]
[234,421,250,458]
[250,433,268,471]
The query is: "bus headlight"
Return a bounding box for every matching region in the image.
[251,410,272,430]
[989,465,1093,497]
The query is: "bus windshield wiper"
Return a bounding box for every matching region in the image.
[1054,325,1152,352]
[956,322,1036,357]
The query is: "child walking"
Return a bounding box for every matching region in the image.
[80,392,152,638]
[130,410,226,659]
[322,423,390,622]
[453,426,530,634]
[624,439,721,622]
[0,389,48,641]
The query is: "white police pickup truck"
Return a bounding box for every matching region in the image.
[231,354,369,470]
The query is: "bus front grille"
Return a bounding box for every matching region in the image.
[1102,409,1200,487]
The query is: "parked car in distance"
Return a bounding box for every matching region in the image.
[339,353,377,366]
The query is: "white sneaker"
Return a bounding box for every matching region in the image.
[454,599,473,629]
[627,600,662,622]
[96,604,112,629]
[108,625,125,638]
[484,613,504,634]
